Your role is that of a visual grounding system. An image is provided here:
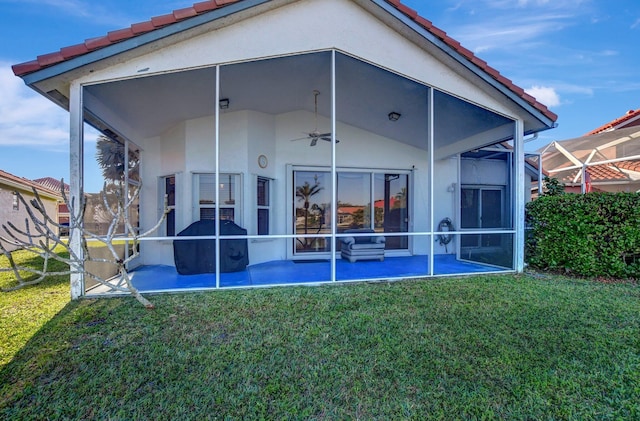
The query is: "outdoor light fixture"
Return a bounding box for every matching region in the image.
[388,111,401,121]
[219,98,230,109]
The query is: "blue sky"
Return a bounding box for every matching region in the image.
[1,0,639,191]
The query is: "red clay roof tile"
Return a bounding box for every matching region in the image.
[174,7,198,20]
[557,160,640,183]
[37,52,65,67]
[585,109,640,135]
[11,0,557,123]
[131,21,156,35]
[108,28,135,42]
[85,36,111,50]
[193,1,219,13]
[151,13,177,27]
[0,170,62,197]
[11,60,40,75]
[394,3,418,19]
[413,15,433,30]
[60,44,90,59]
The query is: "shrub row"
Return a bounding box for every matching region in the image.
[525,192,640,279]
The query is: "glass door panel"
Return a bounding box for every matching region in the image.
[460,186,512,268]
[337,172,371,231]
[293,170,332,254]
[374,173,409,250]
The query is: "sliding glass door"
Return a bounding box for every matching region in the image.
[293,169,409,257]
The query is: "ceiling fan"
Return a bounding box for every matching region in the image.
[290,90,339,146]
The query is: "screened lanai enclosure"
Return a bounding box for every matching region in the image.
[13,0,556,299]
[77,50,524,296]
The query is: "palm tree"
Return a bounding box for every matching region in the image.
[96,135,139,184]
[394,187,407,209]
[295,177,323,249]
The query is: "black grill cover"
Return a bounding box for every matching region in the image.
[173,220,249,274]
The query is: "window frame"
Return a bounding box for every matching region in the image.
[257,176,273,235]
[193,172,242,225]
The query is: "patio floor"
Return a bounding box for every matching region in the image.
[121,254,507,293]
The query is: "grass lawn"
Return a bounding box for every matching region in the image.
[1,252,639,419]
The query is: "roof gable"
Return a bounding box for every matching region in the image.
[12,0,557,125]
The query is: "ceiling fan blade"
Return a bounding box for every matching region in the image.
[321,137,339,143]
[310,138,318,147]
[290,136,310,142]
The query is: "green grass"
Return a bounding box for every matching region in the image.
[1,256,639,419]
[0,249,70,367]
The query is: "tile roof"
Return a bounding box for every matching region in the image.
[0,170,62,198]
[33,177,70,193]
[585,109,640,135]
[11,0,557,123]
[555,161,640,184]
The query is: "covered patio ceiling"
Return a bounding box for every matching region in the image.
[83,51,514,156]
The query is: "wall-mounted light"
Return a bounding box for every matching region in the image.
[388,111,401,121]
[219,98,230,109]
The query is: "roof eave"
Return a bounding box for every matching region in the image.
[369,0,557,132]
[17,0,271,87]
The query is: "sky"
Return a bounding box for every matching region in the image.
[1,0,639,192]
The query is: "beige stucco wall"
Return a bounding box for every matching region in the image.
[0,184,60,252]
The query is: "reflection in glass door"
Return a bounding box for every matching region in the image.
[337,172,371,231]
[374,174,409,250]
[293,170,409,256]
[293,171,332,254]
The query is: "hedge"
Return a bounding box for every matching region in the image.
[525,192,640,279]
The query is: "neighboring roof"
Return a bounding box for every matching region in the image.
[585,109,640,135]
[555,161,640,185]
[11,0,557,124]
[34,177,70,194]
[541,126,640,184]
[0,170,62,199]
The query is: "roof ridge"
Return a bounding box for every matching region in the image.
[0,170,62,196]
[12,0,557,122]
[585,108,640,135]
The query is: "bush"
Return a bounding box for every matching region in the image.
[526,192,640,279]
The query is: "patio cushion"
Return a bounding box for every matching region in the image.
[340,228,385,263]
[173,220,249,274]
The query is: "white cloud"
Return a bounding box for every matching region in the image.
[0,62,69,149]
[456,14,572,54]
[525,85,561,107]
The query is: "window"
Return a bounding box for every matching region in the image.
[257,177,272,235]
[162,176,176,236]
[194,173,241,224]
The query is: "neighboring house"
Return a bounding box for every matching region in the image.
[0,170,62,251]
[541,109,640,193]
[12,0,557,298]
[34,177,70,235]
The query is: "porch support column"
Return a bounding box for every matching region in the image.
[69,81,84,299]
[214,65,221,289]
[427,88,434,277]
[330,50,337,282]
[514,119,525,272]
